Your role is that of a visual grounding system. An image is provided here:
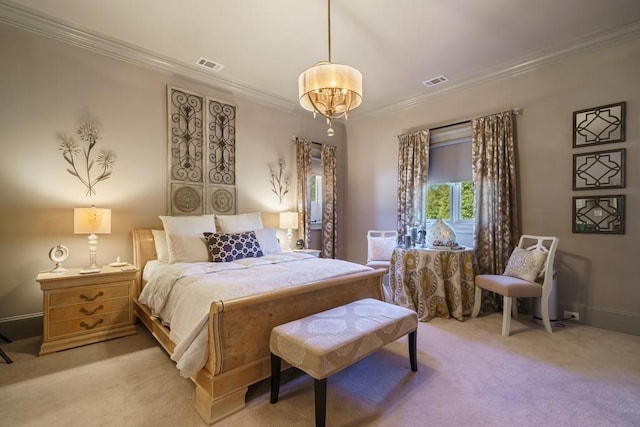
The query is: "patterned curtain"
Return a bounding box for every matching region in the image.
[396,131,430,243]
[295,138,312,249]
[321,144,337,258]
[472,111,520,311]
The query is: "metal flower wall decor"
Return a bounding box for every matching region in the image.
[58,122,116,196]
[269,158,291,204]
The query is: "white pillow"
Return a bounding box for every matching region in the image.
[166,233,210,263]
[503,247,547,282]
[253,228,282,255]
[159,214,216,263]
[367,235,397,262]
[151,229,169,263]
[216,212,263,233]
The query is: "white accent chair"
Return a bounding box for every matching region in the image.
[471,234,559,336]
[366,230,398,302]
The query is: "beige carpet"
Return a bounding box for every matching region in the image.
[1,314,639,427]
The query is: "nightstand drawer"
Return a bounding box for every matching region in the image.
[37,266,138,355]
[49,311,131,338]
[49,282,130,307]
[48,297,130,322]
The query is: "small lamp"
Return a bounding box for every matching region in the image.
[74,206,111,273]
[279,211,299,251]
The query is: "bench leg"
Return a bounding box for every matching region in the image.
[270,353,281,404]
[314,378,327,427]
[408,330,417,372]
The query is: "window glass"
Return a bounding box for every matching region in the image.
[310,174,322,226]
[424,123,474,228]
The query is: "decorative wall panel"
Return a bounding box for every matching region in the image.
[168,87,236,215]
[573,148,625,190]
[573,102,626,147]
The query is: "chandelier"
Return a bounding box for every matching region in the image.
[298,0,363,136]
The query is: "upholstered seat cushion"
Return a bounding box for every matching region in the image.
[475,274,542,298]
[270,298,417,380]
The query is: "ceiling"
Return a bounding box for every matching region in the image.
[3,0,640,116]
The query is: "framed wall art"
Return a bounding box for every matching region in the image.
[572,195,625,234]
[573,101,625,148]
[573,148,625,190]
[167,86,237,215]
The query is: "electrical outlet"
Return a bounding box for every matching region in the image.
[564,310,580,321]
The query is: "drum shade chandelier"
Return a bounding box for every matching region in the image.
[298,0,362,137]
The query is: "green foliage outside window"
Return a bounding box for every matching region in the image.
[426,184,451,219]
[461,181,474,219]
[426,181,474,221]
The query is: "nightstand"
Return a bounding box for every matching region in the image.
[36,265,138,355]
[293,249,321,257]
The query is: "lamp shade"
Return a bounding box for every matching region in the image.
[298,62,363,119]
[74,207,111,234]
[279,211,299,230]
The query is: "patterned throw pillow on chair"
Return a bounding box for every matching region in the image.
[367,235,397,262]
[503,247,547,282]
[204,231,264,262]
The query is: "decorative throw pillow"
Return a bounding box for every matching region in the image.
[503,247,547,282]
[204,231,264,262]
[253,228,282,255]
[215,212,264,233]
[367,235,397,262]
[151,229,169,263]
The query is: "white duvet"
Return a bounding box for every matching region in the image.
[138,253,371,378]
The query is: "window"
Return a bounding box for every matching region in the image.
[310,154,322,229]
[426,181,474,221]
[425,123,474,232]
[310,174,322,228]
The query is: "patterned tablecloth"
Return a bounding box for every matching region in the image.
[389,247,477,321]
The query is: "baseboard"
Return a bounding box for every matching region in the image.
[0,313,43,340]
[557,303,640,336]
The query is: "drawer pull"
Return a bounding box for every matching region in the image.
[80,319,104,330]
[79,291,104,302]
[80,305,104,316]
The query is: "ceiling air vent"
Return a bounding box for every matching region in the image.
[196,57,224,72]
[422,74,448,88]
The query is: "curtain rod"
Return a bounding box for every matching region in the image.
[398,108,523,137]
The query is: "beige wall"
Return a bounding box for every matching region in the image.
[1,21,638,337]
[0,23,346,335]
[345,36,640,334]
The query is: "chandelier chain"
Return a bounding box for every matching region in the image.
[327,0,332,62]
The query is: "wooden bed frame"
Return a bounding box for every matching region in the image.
[131,229,385,425]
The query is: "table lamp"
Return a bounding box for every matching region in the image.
[74,206,111,273]
[279,211,299,251]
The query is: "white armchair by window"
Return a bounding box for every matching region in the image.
[471,234,559,336]
[366,230,398,302]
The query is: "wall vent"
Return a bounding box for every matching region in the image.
[196,57,224,72]
[422,74,448,88]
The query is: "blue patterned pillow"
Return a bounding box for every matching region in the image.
[203,231,264,262]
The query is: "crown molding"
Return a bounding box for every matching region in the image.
[2,2,639,119]
[0,1,299,113]
[356,20,640,119]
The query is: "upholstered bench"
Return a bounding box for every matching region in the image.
[269,298,418,427]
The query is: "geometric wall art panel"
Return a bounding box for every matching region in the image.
[573,102,625,148]
[573,148,625,190]
[167,87,237,215]
[572,195,625,234]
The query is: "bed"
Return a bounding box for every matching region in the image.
[131,227,385,425]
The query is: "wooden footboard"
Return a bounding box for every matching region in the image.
[131,228,385,424]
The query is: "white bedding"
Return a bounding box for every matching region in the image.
[138,253,372,377]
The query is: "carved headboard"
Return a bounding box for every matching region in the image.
[131,229,157,296]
